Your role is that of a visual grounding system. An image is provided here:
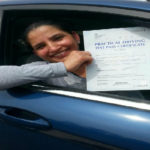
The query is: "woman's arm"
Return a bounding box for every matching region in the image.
[0,51,92,90]
[0,61,67,90]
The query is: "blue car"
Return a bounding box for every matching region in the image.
[1,0,150,150]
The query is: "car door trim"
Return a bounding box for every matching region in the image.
[31,84,150,111]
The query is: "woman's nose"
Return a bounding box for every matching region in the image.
[47,42,60,52]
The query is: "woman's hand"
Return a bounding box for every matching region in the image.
[64,51,93,72]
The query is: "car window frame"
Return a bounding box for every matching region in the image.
[1,3,150,111]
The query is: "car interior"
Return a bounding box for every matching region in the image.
[1,9,150,102]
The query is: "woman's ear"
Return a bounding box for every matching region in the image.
[72,31,80,44]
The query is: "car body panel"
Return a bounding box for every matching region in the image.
[0,89,150,150]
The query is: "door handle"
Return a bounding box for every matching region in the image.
[0,107,51,130]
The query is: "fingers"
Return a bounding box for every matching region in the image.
[79,51,93,64]
[64,50,93,72]
[70,51,93,66]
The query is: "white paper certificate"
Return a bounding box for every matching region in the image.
[83,27,150,91]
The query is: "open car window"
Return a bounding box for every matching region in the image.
[2,5,150,105]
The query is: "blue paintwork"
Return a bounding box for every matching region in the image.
[0,0,150,12]
[0,90,150,150]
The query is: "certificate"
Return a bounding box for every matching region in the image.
[83,27,150,91]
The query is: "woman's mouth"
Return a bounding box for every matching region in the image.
[52,50,70,59]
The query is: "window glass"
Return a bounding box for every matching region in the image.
[3,9,150,102]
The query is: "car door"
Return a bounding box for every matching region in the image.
[0,1,150,150]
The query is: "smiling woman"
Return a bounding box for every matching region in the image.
[21,20,92,89]
[26,21,80,62]
[0,19,93,90]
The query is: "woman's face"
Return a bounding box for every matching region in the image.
[27,25,80,62]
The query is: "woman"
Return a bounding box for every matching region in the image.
[0,20,92,90]
[24,20,92,89]
[23,21,145,99]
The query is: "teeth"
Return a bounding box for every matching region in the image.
[55,52,64,56]
[54,51,66,57]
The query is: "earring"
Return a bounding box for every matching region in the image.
[77,41,80,44]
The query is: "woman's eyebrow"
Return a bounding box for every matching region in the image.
[49,33,65,40]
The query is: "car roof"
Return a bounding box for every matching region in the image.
[0,0,148,5]
[0,0,150,11]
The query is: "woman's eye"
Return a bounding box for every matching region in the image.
[34,44,45,50]
[53,35,64,41]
